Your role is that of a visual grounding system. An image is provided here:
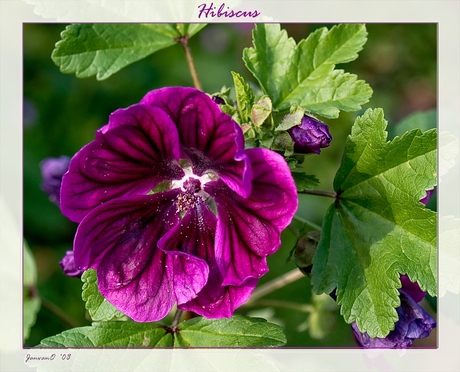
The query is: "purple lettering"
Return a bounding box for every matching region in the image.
[198,3,260,19]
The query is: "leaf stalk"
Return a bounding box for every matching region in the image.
[177,35,202,91]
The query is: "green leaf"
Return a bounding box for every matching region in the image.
[250,96,272,127]
[243,24,372,118]
[292,172,320,192]
[52,24,197,80]
[176,23,207,37]
[82,269,125,321]
[37,322,172,347]
[312,108,437,338]
[36,315,286,348]
[24,242,41,340]
[176,314,286,347]
[231,71,255,123]
[275,106,305,132]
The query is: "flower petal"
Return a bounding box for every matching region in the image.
[206,148,298,286]
[352,289,436,348]
[61,104,183,222]
[157,203,216,305]
[141,87,252,198]
[158,201,258,318]
[73,190,188,322]
[180,269,258,318]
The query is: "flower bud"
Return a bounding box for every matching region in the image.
[59,250,84,277]
[39,155,70,205]
[287,116,332,154]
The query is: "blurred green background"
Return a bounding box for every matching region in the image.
[23,23,437,347]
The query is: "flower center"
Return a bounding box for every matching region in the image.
[170,166,217,216]
[176,178,201,213]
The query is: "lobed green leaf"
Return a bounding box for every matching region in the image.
[52,23,205,80]
[312,108,437,338]
[243,24,372,118]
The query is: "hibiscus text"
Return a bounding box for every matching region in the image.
[197,3,260,18]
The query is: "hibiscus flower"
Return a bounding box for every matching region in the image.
[60,87,298,322]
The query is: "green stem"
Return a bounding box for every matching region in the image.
[292,215,321,230]
[40,296,81,329]
[171,309,184,329]
[245,269,305,305]
[299,189,336,198]
[177,35,202,91]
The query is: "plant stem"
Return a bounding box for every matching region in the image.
[245,269,305,305]
[292,215,321,230]
[177,35,202,91]
[40,296,81,329]
[299,189,336,198]
[245,299,314,313]
[171,309,184,329]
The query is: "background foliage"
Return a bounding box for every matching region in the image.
[23,23,437,347]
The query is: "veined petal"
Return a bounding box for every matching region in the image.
[179,270,258,318]
[140,87,252,198]
[61,104,183,223]
[207,148,298,286]
[73,190,182,322]
[158,202,257,318]
[157,203,216,304]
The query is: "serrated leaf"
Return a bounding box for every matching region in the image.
[52,24,200,80]
[82,269,125,321]
[36,322,172,347]
[312,108,437,338]
[292,172,320,192]
[176,314,286,347]
[24,242,40,340]
[231,71,255,123]
[243,24,372,118]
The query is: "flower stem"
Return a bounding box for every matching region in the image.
[245,269,305,305]
[177,35,202,91]
[40,295,81,329]
[299,189,336,198]
[292,215,321,230]
[171,309,184,329]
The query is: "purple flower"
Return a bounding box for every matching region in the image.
[39,156,70,205]
[351,275,435,348]
[60,87,298,322]
[59,250,84,277]
[351,289,436,348]
[287,115,332,154]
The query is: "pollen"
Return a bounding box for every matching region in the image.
[176,192,200,213]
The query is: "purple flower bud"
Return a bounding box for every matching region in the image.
[287,116,332,154]
[212,95,225,105]
[351,289,436,348]
[59,250,84,277]
[39,156,70,205]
